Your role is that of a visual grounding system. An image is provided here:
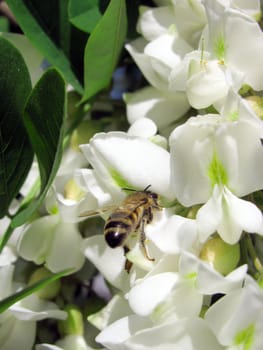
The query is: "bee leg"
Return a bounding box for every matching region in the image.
[123,245,133,273]
[146,207,153,224]
[139,218,155,262]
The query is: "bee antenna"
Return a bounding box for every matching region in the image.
[121,187,137,192]
[143,185,151,191]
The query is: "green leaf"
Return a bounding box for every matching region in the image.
[0,37,33,218]
[0,32,44,85]
[0,268,72,314]
[81,0,127,102]
[68,0,102,33]
[0,17,9,32]
[12,68,66,227]
[5,0,83,93]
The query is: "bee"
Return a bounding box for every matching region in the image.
[80,185,162,272]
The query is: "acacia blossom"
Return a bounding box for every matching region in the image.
[169,93,263,243]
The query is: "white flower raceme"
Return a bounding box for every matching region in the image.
[170,6,263,108]
[0,265,66,350]
[126,0,263,115]
[124,0,209,132]
[85,241,246,349]
[205,275,263,349]
[170,94,263,243]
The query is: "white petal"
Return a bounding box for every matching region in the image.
[125,38,169,91]
[74,169,114,207]
[36,345,61,350]
[46,222,85,273]
[0,247,16,267]
[17,215,59,265]
[169,115,218,206]
[180,252,246,295]
[56,335,91,350]
[125,317,224,350]
[169,50,210,92]
[186,60,229,109]
[82,235,128,290]
[128,272,178,316]
[0,318,36,350]
[88,295,131,331]
[147,214,198,254]
[216,115,263,196]
[226,10,263,90]
[10,294,67,321]
[0,265,15,299]
[145,33,192,71]
[218,188,263,243]
[172,0,206,47]
[81,132,172,199]
[137,6,175,41]
[127,118,157,138]
[96,315,151,349]
[196,186,223,243]
[125,86,190,130]
[197,263,247,294]
[205,275,263,345]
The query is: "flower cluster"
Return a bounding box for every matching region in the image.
[76,1,263,349]
[1,1,263,349]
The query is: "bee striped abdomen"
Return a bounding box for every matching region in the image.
[104,207,142,248]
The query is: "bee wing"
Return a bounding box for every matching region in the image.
[79,205,118,218]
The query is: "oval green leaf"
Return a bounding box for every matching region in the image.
[12,68,66,227]
[68,0,102,33]
[0,37,33,218]
[5,0,83,93]
[81,0,127,102]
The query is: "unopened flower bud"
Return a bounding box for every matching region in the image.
[28,267,61,299]
[199,235,240,275]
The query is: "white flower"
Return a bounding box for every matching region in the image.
[170,94,263,242]
[127,251,246,321]
[78,131,172,206]
[197,185,263,244]
[127,117,157,138]
[82,235,129,291]
[192,0,262,94]
[136,5,176,42]
[205,275,263,349]
[146,213,198,255]
[96,315,224,350]
[124,86,190,134]
[0,265,66,350]
[17,215,85,273]
[137,0,206,47]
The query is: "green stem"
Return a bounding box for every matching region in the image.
[0,224,14,253]
[245,233,263,274]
